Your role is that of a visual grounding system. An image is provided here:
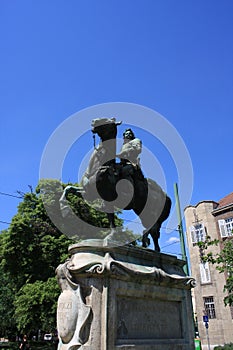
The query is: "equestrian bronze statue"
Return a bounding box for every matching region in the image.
[60,117,171,252]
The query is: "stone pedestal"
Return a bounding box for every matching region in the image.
[56,240,196,350]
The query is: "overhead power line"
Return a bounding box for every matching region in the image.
[122,218,178,232]
[0,191,22,199]
[0,220,11,225]
[161,240,180,249]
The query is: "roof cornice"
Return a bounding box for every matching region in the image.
[184,200,218,211]
[212,203,233,216]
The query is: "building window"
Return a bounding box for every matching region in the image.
[190,224,206,244]
[200,262,211,284]
[218,218,233,238]
[203,296,216,319]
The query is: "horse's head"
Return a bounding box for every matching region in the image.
[91,117,122,141]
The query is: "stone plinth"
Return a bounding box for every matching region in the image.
[56,240,196,350]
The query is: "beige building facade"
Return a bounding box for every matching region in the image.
[184,192,233,349]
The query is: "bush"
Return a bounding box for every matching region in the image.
[30,341,57,349]
[0,341,56,350]
[214,344,233,350]
[0,342,18,350]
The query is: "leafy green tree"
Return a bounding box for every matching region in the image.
[14,278,60,334]
[1,190,70,290]
[0,179,136,334]
[198,234,233,306]
[1,179,120,289]
[0,232,17,337]
[0,267,16,337]
[0,180,72,334]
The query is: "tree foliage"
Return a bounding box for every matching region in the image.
[0,180,72,335]
[0,232,17,337]
[0,268,16,337]
[0,179,135,336]
[1,185,70,290]
[14,278,60,334]
[198,234,233,306]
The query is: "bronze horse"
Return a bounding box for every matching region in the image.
[60,118,171,251]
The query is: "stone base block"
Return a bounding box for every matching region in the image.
[56,240,195,350]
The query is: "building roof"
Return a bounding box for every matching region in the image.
[217,192,233,209]
[184,192,233,213]
[184,200,218,211]
[211,192,233,215]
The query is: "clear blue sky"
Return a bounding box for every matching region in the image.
[0,0,232,257]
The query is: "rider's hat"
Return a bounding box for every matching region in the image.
[91,118,122,132]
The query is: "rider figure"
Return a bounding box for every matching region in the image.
[117,128,144,184]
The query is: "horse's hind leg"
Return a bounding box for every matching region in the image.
[142,230,150,248]
[150,222,161,252]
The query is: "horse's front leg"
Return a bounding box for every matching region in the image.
[104,211,119,243]
[59,187,72,217]
[59,185,81,217]
[107,213,116,229]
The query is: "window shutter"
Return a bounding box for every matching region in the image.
[200,262,211,283]
[218,219,227,237]
[190,225,196,243]
[200,263,206,283]
[197,223,205,242]
[203,225,207,241]
[204,262,211,283]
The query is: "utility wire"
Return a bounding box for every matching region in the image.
[0,191,22,199]
[122,218,178,232]
[0,220,11,225]
[161,240,180,249]
[0,192,23,226]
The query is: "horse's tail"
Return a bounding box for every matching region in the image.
[139,178,169,229]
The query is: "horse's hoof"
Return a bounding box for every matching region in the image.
[130,240,137,246]
[104,229,118,243]
[142,237,150,248]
